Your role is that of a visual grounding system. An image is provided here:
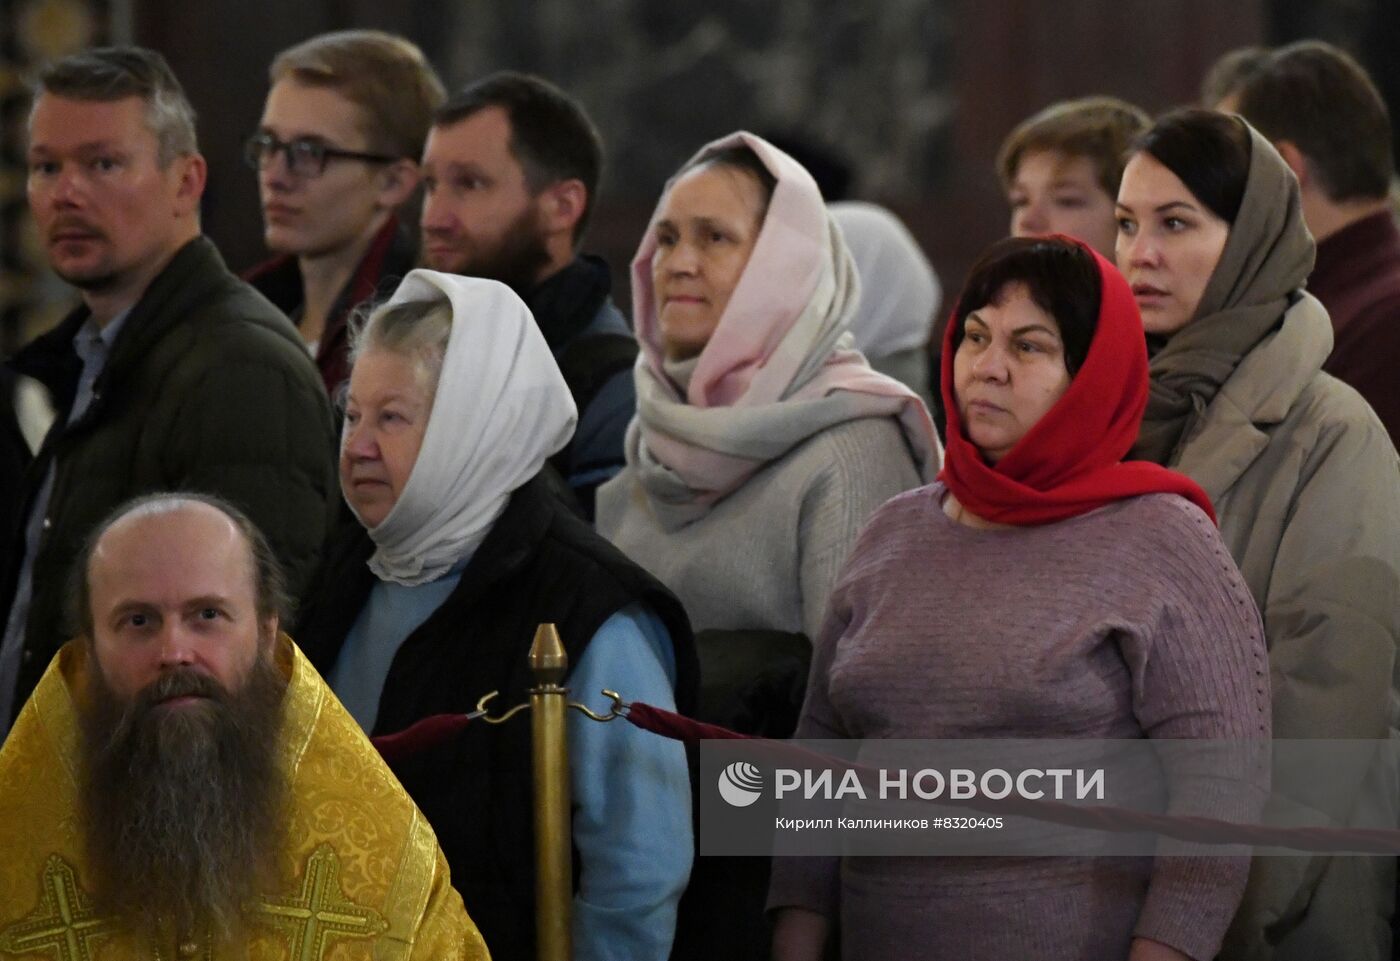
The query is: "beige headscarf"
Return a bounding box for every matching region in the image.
[1131,120,1317,465]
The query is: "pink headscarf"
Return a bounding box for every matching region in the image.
[625,131,942,528]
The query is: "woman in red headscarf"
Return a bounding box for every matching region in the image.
[768,236,1270,961]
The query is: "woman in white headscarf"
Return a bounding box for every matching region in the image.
[294,270,697,961]
[828,200,941,406]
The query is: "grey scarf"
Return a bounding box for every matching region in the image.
[1131,122,1316,465]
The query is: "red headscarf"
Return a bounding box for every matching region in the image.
[937,238,1215,525]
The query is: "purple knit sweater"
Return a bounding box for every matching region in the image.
[769,483,1270,961]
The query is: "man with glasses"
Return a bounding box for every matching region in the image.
[244,31,444,397]
[3,46,336,737]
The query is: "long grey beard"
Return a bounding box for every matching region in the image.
[79,653,289,946]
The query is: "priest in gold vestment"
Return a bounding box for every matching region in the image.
[0,493,491,961]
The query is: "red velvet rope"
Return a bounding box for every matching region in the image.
[626,702,758,741]
[368,702,1400,853]
[371,713,474,765]
[626,702,1400,855]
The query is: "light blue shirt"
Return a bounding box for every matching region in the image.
[568,604,691,961]
[0,311,129,736]
[329,562,465,732]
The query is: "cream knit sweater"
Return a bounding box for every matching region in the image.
[595,416,921,640]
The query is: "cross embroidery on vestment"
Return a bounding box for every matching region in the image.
[247,844,389,961]
[0,856,116,961]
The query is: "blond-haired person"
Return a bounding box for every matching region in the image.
[244,30,444,396]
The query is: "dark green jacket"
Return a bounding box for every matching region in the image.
[3,237,337,719]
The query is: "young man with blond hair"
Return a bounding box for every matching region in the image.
[245,30,444,396]
[996,96,1151,258]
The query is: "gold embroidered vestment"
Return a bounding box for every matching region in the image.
[0,638,490,961]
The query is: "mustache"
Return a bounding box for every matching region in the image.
[138,667,228,707]
[47,216,105,239]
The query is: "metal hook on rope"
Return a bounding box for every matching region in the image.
[568,689,631,723]
[475,690,532,725]
[472,688,632,724]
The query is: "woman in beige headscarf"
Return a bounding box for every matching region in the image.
[1115,107,1400,961]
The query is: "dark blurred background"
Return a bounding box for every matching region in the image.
[3,0,1398,353]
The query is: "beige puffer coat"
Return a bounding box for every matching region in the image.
[1177,293,1400,961]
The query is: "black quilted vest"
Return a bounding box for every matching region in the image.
[294,474,696,961]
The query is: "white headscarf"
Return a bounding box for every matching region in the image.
[352,271,577,586]
[828,201,941,358]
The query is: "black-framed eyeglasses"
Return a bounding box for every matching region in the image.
[243,132,397,178]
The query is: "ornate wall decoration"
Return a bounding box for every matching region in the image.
[2,0,110,355]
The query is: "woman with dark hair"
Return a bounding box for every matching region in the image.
[769,236,1270,961]
[1116,108,1400,961]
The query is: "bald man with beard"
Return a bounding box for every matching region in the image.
[0,494,489,961]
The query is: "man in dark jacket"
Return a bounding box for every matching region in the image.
[243,31,444,399]
[1221,41,1400,444]
[1,47,336,734]
[421,72,638,518]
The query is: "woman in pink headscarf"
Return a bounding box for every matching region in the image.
[597,132,940,652]
[597,130,941,961]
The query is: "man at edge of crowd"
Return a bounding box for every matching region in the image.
[1,46,336,736]
[1219,40,1400,442]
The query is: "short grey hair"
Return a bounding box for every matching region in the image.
[348,297,452,398]
[36,46,198,167]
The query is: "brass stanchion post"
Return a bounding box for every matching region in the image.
[530,624,572,961]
